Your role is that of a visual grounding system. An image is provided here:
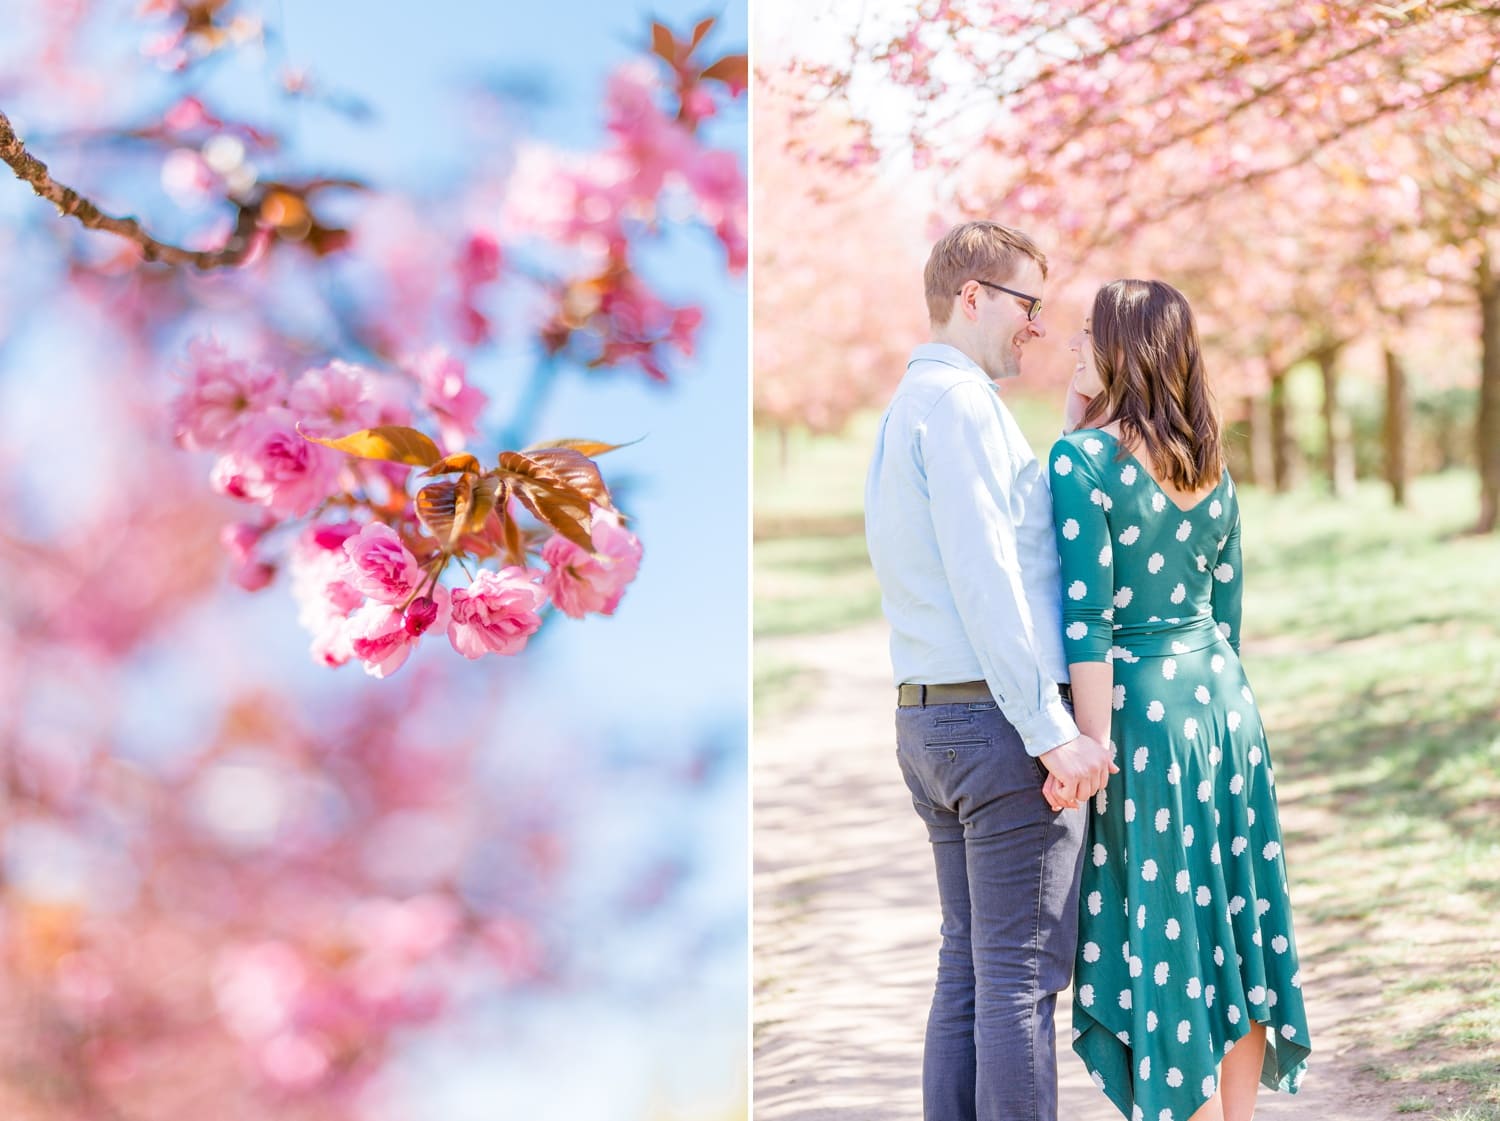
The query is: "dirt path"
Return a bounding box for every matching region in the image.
[753,621,1397,1121]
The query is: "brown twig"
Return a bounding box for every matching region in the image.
[0,107,257,270]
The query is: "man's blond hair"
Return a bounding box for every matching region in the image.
[924,221,1048,326]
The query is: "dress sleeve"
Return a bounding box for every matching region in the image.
[1211,501,1243,656]
[1048,437,1115,665]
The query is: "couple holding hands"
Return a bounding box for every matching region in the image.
[865,221,1311,1121]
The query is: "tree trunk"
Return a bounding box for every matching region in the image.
[779,425,790,473]
[1478,248,1500,533]
[1317,346,1355,498]
[1269,368,1299,493]
[1246,393,1273,488]
[1383,345,1409,508]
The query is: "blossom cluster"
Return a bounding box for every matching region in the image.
[172,338,642,677]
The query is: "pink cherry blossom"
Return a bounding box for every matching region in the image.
[347,603,420,678]
[406,346,487,451]
[447,568,547,658]
[541,508,643,618]
[341,522,424,605]
[212,407,342,517]
[170,337,284,451]
[287,359,384,438]
[289,522,363,667]
[220,521,275,591]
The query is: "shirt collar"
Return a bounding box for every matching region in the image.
[908,343,994,385]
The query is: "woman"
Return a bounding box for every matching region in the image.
[1046,280,1310,1121]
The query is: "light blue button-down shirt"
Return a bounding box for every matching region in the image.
[864,343,1078,756]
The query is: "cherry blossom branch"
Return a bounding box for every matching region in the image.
[0,107,257,269]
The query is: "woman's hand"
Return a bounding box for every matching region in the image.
[1063,378,1093,433]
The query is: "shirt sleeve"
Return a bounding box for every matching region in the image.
[1048,436,1115,665]
[1211,496,1243,656]
[921,384,1078,756]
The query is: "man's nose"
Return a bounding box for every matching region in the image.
[1030,319,1047,340]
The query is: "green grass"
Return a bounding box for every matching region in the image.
[754,400,1500,1111]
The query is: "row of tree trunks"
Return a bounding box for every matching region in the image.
[1384,345,1409,508]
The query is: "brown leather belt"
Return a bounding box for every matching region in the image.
[897,681,1072,707]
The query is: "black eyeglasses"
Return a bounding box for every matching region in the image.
[962,279,1042,321]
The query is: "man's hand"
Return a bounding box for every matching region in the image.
[1038,734,1117,811]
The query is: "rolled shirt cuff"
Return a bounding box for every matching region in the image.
[1013,697,1080,758]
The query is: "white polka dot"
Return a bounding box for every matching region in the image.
[1129,956,1143,978]
[1195,685,1210,703]
[1091,1070,1106,1090]
[1068,580,1087,600]
[1247,985,1266,1005]
[1241,685,1254,703]
[1114,587,1134,608]
[1137,905,1147,929]
[1084,941,1101,962]
[1147,1011,1158,1031]
[1067,621,1088,641]
[1139,1056,1151,1080]
[1202,1075,1216,1097]
[1231,836,1248,856]
[1088,891,1103,916]
[1196,780,1211,802]
[1133,746,1150,773]
[1099,544,1113,566]
[1156,808,1171,833]
[1079,984,1095,1007]
[1165,918,1179,939]
[1167,1065,1184,1087]
[1147,552,1165,575]
[1142,859,1159,882]
[1249,745,1263,765]
[1273,935,1289,954]
[1171,640,1191,654]
[1119,525,1141,545]
[1155,961,1170,985]
[1119,989,1133,1009]
[1209,499,1223,518]
[1117,1029,1131,1045]
[1185,977,1202,1000]
[1124,798,1136,822]
[1121,464,1138,485]
[1214,563,1235,583]
[1196,553,1209,572]
[1214,945,1225,966]
[1210,654,1225,673]
[1171,583,1186,604]
[1112,684,1126,710]
[1147,700,1165,722]
[1256,898,1271,917]
[1282,1023,1297,1040]
[1054,454,1074,476]
[1267,987,1278,1007]
[1152,492,1167,512]
[1162,658,1177,680]
[1167,762,1181,785]
[1292,970,1302,989]
[1227,711,1242,732]
[1093,843,1107,866]
[1083,437,1104,456]
[1063,518,1080,540]
[1175,520,1192,541]
[1227,1005,1241,1025]
[1184,717,1199,739]
[1211,841,1222,865]
[1177,1020,1191,1043]
[1264,841,1282,860]
[1208,745,1222,766]
[1090,488,1105,506]
[1095,787,1108,813]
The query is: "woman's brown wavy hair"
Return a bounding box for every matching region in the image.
[1080,279,1223,491]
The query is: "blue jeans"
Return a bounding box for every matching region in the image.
[896,699,1087,1121]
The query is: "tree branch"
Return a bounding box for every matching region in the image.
[0,107,258,270]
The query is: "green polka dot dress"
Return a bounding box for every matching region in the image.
[1048,428,1310,1121]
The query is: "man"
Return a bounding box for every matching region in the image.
[864,220,1117,1121]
